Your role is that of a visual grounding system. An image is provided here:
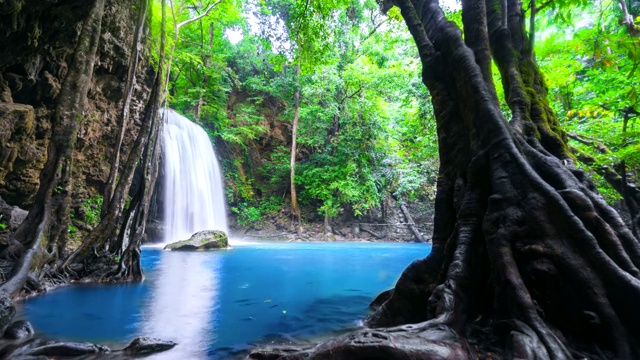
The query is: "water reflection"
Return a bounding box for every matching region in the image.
[20,243,431,359]
[141,251,221,359]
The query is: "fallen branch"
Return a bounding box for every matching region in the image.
[360,227,385,239]
[398,202,426,242]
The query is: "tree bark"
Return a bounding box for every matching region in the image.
[398,201,425,242]
[573,147,640,240]
[290,62,302,229]
[60,0,167,277]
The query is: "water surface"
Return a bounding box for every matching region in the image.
[20,241,431,359]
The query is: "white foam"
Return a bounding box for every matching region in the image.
[161,109,229,244]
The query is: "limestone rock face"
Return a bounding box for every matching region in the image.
[0,103,45,206]
[0,0,153,217]
[164,230,229,251]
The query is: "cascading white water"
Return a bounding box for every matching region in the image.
[161,108,229,244]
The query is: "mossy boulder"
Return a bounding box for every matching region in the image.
[163,230,229,251]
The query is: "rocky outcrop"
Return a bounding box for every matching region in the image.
[0,301,176,359]
[3,339,109,358]
[0,0,152,215]
[164,230,229,251]
[231,198,434,243]
[122,337,177,356]
[3,320,34,340]
[0,103,45,206]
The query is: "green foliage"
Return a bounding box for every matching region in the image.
[231,202,262,226]
[536,0,640,203]
[68,225,77,239]
[164,0,440,224]
[83,194,103,227]
[156,0,640,225]
[231,197,284,226]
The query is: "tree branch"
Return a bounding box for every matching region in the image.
[536,0,553,12]
[567,132,611,154]
[617,0,640,37]
[176,0,221,29]
[340,85,363,104]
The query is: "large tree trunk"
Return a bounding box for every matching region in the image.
[251,0,640,359]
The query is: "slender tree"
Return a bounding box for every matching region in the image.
[290,61,302,230]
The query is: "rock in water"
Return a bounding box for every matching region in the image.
[123,337,176,355]
[4,320,34,340]
[27,342,107,356]
[164,230,229,251]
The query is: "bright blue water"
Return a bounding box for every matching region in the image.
[19,241,431,359]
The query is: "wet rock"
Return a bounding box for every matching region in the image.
[9,206,27,231]
[26,342,107,357]
[144,219,165,243]
[370,289,393,310]
[0,293,16,333]
[4,320,33,340]
[0,75,12,103]
[122,336,176,356]
[164,230,229,251]
[0,196,11,226]
[249,346,313,360]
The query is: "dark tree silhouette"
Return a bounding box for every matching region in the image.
[252,0,640,358]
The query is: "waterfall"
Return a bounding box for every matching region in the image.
[161,108,229,244]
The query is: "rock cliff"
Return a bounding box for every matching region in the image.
[0,0,157,256]
[0,0,153,216]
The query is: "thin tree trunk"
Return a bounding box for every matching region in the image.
[195,23,214,118]
[165,0,221,104]
[290,62,302,229]
[102,0,148,217]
